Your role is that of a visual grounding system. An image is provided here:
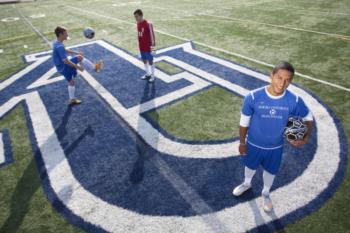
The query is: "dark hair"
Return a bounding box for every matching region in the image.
[54,26,67,38]
[133,9,143,16]
[272,61,295,76]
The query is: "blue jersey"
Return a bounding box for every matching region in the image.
[52,40,67,72]
[242,86,310,149]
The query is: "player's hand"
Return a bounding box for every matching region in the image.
[77,65,84,72]
[289,137,308,147]
[239,143,247,155]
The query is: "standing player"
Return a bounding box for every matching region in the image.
[232,62,313,212]
[134,9,156,82]
[52,26,103,105]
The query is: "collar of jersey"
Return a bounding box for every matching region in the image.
[264,86,286,100]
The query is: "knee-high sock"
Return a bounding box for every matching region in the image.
[81,58,94,69]
[262,170,275,196]
[244,166,256,186]
[150,64,155,76]
[68,85,75,100]
[144,63,151,76]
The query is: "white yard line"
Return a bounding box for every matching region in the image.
[13,5,52,47]
[65,5,350,93]
[200,13,350,41]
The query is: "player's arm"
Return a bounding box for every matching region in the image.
[149,22,155,47]
[66,49,83,56]
[238,94,254,155]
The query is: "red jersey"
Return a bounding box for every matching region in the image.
[137,20,155,52]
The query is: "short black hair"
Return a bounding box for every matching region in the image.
[54,26,67,38]
[133,9,143,16]
[272,61,295,76]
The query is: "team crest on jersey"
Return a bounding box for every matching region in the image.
[0,40,347,232]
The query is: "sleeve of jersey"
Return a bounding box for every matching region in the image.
[57,45,67,61]
[294,97,313,121]
[240,94,254,127]
[149,23,155,46]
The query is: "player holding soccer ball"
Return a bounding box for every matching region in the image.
[232,61,313,212]
[134,9,156,82]
[52,26,103,105]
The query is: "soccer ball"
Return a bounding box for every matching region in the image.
[83,27,95,39]
[284,117,307,141]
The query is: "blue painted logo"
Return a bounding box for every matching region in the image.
[0,40,347,233]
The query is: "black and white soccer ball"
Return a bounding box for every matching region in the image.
[83,27,95,39]
[284,117,307,141]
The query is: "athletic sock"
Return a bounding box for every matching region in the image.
[150,64,155,76]
[68,85,75,100]
[244,166,256,186]
[144,63,151,76]
[81,58,94,70]
[262,170,275,196]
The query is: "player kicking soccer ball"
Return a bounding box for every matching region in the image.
[134,9,156,82]
[232,61,313,212]
[52,26,103,105]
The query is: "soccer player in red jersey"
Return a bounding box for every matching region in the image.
[134,9,156,82]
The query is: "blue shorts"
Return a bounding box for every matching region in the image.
[242,142,283,175]
[140,51,153,61]
[60,56,79,82]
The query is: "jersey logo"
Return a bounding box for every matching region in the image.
[0,40,347,232]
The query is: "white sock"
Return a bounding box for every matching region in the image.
[144,63,151,76]
[81,57,94,69]
[68,85,75,100]
[244,167,256,186]
[150,64,155,76]
[262,170,275,196]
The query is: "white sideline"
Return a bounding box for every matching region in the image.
[200,13,350,41]
[65,5,350,93]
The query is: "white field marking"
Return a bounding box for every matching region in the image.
[1,17,19,22]
[0,49,3,54]
[29,13,45,19]
[13,5,51,47]
[81,40,239,158]
[0,59,340,232]
[27,67,64,89]
[23,44,28,49]
[65,6,350,93]
[0,133,4,165]
[200,13,350,41]
[0,56,50,92]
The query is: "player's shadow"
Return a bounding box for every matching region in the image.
[0,105,94,233]
[129,82,157,184]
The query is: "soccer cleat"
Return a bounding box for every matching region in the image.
[232,183,251,196]
[148,75,155,82]
[141,75,151,80]
[95,60,103,72]
[69,98,82,105]
[263,195,273,212]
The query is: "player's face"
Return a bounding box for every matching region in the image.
[134,14,143,23]
[60,30,68,41]
[270,69,293,95]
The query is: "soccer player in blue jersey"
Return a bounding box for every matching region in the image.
[232,61,313,212]
[52,26,103,105]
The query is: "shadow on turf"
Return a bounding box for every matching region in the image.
[0,105,94,233]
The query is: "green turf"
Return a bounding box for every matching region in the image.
[0,0,349,232]
[148,86,241,141]
[154,61,183,75]
[0,106,82,233]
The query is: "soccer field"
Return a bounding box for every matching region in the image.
[0,0,349,232]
